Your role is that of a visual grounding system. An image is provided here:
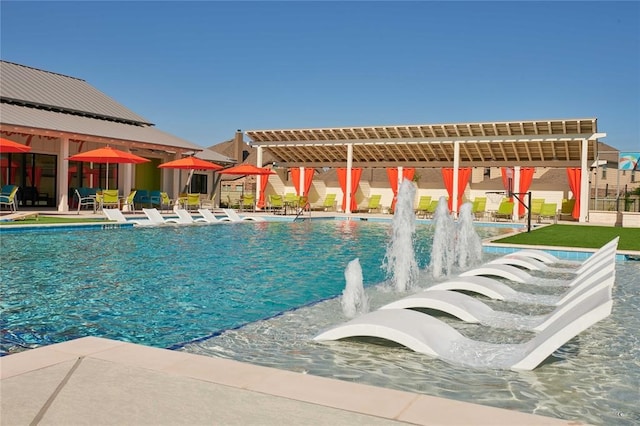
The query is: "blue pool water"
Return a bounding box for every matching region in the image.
[2,220,639,425]
[0,220,509,354]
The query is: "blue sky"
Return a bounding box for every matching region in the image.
[1,1,639,151]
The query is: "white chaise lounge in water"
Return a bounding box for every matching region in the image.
[504,237,619,276]
[142,208,190,225]
[103,208,154,226]
[459,263,533,283]
[380,267,615,331]
[174,209,209,224]
[221,208,266,222]
[488,256,549,271]
[459,241,617,287]
[197,209,231,223]
[428,255,616,306]
[314,284,614,371]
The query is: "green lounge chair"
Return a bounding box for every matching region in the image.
[538,203,558,223]
[366,194,382,213]
[493,199,514,221]
[96,189,120,210]
[268,194,284,214]
[560,199,576,220]
[415,195,432,218]
[424,199,439,218]
[121,190,137,213]
[312,193,336,211]
[472,197,487,220]
[241,194,255,212]
[177,193,201,211]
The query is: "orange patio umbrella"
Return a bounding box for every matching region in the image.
[220,164,275,175]
[158,156,224,171]
[0,137,32,153]
[221,164,276,209]
[67,146,149,189]
[159,156,224,194]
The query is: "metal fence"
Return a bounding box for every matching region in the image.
[589,197,639,212]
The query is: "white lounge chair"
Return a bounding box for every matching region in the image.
[142,208,188,225]
[174,209,208,224]
[103,208,154,226]
[506,237,619,275]
[429,256,616,306]
[488,256,549,271]
[380,268,615,331]
[221,208,266,222]
[459,263,533,283]
[197,209,232,223]
[314,284,614,371]
[460,242,617,285]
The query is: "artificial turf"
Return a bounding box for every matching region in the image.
[493,224,640,251]
[0,216,105,226]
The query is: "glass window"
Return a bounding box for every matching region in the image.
[190,174,207,194]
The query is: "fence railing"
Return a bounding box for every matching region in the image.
[589,197,639,212]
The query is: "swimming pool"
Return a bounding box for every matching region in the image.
[1,221,638,425]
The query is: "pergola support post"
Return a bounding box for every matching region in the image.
[346,144,353,214]
[256,146,263,206]
[452,141,460,216]
[580,138,590,222]
[57,136,69,212]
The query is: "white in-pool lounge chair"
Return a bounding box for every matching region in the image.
[428,254,616,306]
[314,284,613,371]
[380,267,615,331]
[174,209,209,224]
[459,263,533,283]
[197,209,232,223]
[103,208,154,226]
[460,240,617,285]
[505,237,619,275]
[142,208,188,225]
[222,208,266,222]
[488,256,549,271]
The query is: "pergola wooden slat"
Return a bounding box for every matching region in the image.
[248,118,605,220]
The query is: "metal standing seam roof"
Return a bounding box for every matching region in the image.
[246,118,602,168]
[0,61,151,124]
[0,103,204,152]
[0,60,211,153]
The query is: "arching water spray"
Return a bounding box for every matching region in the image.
[456,202,483,269]
[430,196,455,278]
[382,179,418,292]
[341,258,369,318]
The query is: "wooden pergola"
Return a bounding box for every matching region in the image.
[246,118,606,221]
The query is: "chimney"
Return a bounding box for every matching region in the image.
[234,130,243,163]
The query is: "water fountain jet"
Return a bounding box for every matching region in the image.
[341,258,369,318]
[430,196,455,278]
[382,179,418,292]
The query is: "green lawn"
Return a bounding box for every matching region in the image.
[493,224,640,251]
[0,216,106,226]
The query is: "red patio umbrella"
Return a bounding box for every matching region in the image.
[221,164,276,208]
[221,164,275,175]
[158,156,223,171]
[159,156,224,194]
[67,146,149,189]
[0,137,32,153]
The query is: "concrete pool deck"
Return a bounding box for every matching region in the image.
[0,337,581,425]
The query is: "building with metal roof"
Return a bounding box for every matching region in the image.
[0,60,230,211]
